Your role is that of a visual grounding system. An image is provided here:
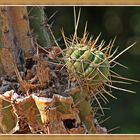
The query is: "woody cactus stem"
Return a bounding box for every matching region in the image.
[0,6,34,75]
[7,7,34,58]
[0,14,4,75]
[27,7,52,48]
[0,12,2,48]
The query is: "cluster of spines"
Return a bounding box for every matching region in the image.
[60,8,137,117]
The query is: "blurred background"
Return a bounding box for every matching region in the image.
[45,6,140,134]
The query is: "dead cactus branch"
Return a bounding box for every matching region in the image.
[0,6,34,76]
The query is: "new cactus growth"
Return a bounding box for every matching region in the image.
[65,40,110,86]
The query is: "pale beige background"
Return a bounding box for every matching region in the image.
[0,135,140,140]
[0,0,140,5]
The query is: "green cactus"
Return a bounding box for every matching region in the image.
[71,89,96,133]
[28,7,53,48]
[65,43,110,86]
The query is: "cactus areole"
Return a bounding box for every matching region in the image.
[65,44,110,86]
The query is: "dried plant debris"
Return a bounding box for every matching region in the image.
[0,45,107,134]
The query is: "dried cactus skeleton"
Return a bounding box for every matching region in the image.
[0,6,137,134]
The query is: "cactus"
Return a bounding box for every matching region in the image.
[61,9,137,133]
[65,43,110,86]
[0,6,137,134]
[27,7,53,48]
[0,6,34,76]
[63,34,111,133]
